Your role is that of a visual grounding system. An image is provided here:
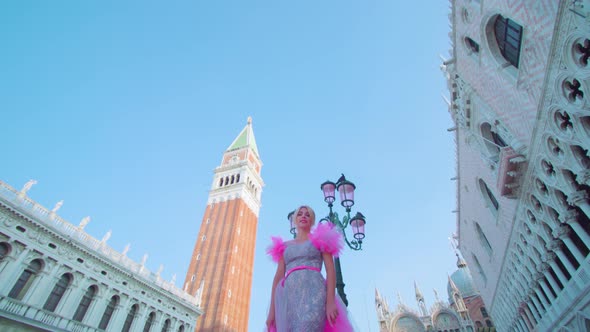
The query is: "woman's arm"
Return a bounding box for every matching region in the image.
[323,252,338,326]
[266,257,285,330]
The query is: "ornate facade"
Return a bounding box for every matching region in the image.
[443,0,590,330]
[375,255,493,332]
[184,117,263,332]
[375,285,472,332]
[0,180,201,331]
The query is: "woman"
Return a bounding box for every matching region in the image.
[266,205,353,332]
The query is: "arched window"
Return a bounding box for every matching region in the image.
[9,259,43,300]
[73,285,97,322]
[178,325,185,332]
[493,15,523,68]
[475,222,493,255]
[143,311,156,332]
[219,178,223,187]
[43,273,72,312]
[236,174,240,183]
[231,175,235,184]
[161,318,171,332]
[225,177,229,185]
[98,295,119,330]
[478,179,499,213]
[0,242,10,260]
[122,304,138,332]
[480,122,507,157]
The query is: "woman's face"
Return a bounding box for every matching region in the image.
[295,207,312,229]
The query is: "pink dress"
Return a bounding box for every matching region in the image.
[267,223,354,332]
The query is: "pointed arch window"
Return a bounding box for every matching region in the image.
[122,304,138,332]
[43,273,72,312]
[73,285,97,322]
[475,222,493,255]
[98,295,119,330]
[143,311,156,332]
[472,253,487,284]
[9,259,43,300]
[478,179,499,214]
[493,15,523,68]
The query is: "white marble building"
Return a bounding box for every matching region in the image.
[0,180,202,331]
[375,284,474,332]
[443,0,590,331]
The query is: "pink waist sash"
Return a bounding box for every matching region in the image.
[281,265,320,287]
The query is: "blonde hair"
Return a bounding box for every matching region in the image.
[294,205,316,227]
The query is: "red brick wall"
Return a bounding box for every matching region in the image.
[185,198,258,332]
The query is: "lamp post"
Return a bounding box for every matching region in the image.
[286,174,366,306]
[320,174,366,307]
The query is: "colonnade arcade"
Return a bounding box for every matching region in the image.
[492,32,590,331]
[0,240,191,332]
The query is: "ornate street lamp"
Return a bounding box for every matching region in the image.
[286,174,366,306]
[320,174,366,306]
[287,210,296,237]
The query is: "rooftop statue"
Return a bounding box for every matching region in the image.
[122,243,131,256]
[20,179,38,195]
[78,216,91,230]
[51,200,64,213]
[101,230,112,244]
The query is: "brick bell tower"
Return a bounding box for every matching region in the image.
[185,117,263,332]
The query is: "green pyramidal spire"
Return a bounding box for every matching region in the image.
[227,116,260,157]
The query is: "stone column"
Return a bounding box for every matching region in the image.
[129,302,148,332]
[562,206,590,250]
[106,295,130,332]
[0,248,16,276]
[55,275,85,318]
[567,190,590,221]
[533,278,551,309]
[0,247,30,296]
[85,291,108,328]
[26,260,61,307]
[516,317,528,332]
[543,252,568,288]
[527,292,543,321]
[521,306,534,331]
[554,225,586,264]
[539,262,560,300]
[81,288,104,327]
[152,311,165,332]
[548,239,578,276]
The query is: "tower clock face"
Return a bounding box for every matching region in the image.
[230,155,239,164]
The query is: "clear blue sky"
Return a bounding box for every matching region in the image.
[1,1,456,331]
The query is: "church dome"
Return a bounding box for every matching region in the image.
[447,255,479,302]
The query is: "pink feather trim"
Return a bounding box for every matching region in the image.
[266,236,286,263]
[309,222,344,257]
